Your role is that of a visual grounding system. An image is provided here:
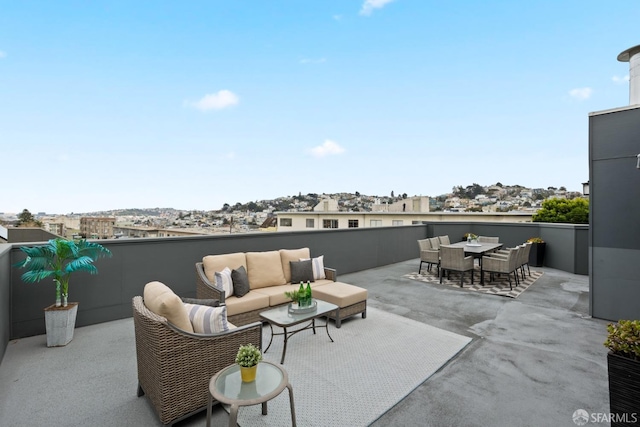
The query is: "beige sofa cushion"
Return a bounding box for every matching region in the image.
[246,251,286,289]
[279,248,311,283]
[312,281,368,308]
[143,281,194,333]
[223,292,270,317]
[253,284,298,306]
[202,252,247,282]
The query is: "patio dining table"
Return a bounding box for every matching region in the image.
[448,241,503,284]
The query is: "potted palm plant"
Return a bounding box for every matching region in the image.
[604,320,640,425]
[235,343,262,382]
[14,238,112,346]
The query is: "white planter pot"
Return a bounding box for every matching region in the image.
[44,302,78,347]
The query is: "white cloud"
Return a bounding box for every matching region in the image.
[333,14,343,21]
[299,57,326,64]
[569,87,592,101]
[360,0,395,16]
[185,90,239,111]
[612,75,629,84]
[0,51,6,59]
[310,140,345,158]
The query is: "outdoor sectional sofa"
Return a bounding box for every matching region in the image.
[195,247,368,328]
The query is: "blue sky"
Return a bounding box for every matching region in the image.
[1,0,638,214]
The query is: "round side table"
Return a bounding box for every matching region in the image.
[206,361,296,427]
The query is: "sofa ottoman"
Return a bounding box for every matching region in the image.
[311,282,368,328]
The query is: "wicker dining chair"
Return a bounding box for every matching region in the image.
[132,296,262,426]
[482,247,520,290]
[478,236,500,243]
[518,242,533,279]
[439,245,475,287]
[438,235,451,245]
[418,238,440,274]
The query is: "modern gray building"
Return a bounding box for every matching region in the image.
[588,43,640,320]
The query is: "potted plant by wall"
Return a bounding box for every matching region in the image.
[14,238,112,347]
[235,343,262,382]
[604,320,640,425]
[527,237,546,267]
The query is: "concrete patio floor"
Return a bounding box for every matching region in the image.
[0,259,611,427]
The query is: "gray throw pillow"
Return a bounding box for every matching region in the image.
[290,259,314,284]
[231,266,251,297]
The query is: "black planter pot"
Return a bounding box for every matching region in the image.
[529,242,546,267]
[608,352,640,426]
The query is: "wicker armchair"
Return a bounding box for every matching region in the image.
[438,235,451,245]
[439,245,475,287]
[482,247,520,290]
[132,296,262,426]
[418,239,440,274]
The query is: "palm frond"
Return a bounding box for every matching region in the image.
[65,257,99,274]
[21,270,56,284]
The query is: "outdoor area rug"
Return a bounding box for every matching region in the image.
[403,266,543,298]
[231,307,471,427]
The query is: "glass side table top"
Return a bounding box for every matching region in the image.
[259,299,338,327]
[212,361,287,404]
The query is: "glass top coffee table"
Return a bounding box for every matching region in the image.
[260,298,338,364]
[206,361,296,427]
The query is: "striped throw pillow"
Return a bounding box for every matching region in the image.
[215,267,234,297]
[183,303,229,334]
[299,255,326,280]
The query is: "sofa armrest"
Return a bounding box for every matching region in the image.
[324,267,337,281]
[195,262,226,302]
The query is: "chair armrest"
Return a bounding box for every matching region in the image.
[180,297,220,307]
[324,267,337,281]
[195,262,226,302]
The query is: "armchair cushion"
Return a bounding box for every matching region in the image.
[215,267,234,297]
[290,259,314,283]
[231,265,251,297]
[183,303,230,334]
[246,251,287,288]
[143,281,194,333]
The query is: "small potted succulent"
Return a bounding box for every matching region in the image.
[235,343,263,382]
[604,320,640,424]
[526,237,545,267]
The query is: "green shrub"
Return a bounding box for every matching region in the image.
[604,320,640,361]
[532,198,588,224]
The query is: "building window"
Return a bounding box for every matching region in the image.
[280,218,292,227]
[323,219,338,229]
[348,219,359,228]
[306,219,314,228]
[392,220,403,226]
[370,220,382,227]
